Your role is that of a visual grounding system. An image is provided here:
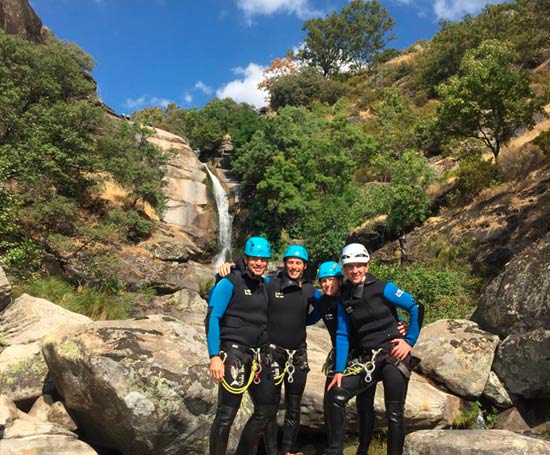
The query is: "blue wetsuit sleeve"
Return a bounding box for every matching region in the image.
[334,303,350,373]
[207,278,234,357]
[383,282,420,346]
[306,290,322,325]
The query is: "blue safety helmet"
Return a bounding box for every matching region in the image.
[317,261,343,280]
[283,244,309,263]
[244,236,271,258]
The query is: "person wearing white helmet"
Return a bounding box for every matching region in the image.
[323,243,423,455]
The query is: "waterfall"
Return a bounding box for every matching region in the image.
[203,164,233,268]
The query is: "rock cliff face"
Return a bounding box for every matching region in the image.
[149,127,215,246]
[0,0,43,42]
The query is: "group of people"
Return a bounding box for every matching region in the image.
[205,237,423,455]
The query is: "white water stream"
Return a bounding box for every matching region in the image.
[203,164,233,268]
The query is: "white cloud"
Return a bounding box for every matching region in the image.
[216,63,268,108]
[236,0,320,20]
[194,81,213,95]
[432,0,502,20]
[184,93,193,104]
[124,95,172,110]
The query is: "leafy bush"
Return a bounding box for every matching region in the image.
[453,401,497,429]
[533,129,550,157]
[14,277,130,320]
[0,239,43,279]
[105,209,155,242]
[447,144,498,206]
[370,262,479,323]
[269,67,348,110]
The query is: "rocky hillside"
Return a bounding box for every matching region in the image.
[0,0,43,43]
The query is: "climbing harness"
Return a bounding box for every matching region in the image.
[273,347,297,385]
[343,348,383,383]
[220,347,262,394]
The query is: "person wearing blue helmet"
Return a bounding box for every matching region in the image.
[263,244,320,455]
[324,243,423,455]
[216,243,321,455]
[207,236,277,455]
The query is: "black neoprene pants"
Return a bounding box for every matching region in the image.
[264,362,308,455]
[209,346,278,455]
[324,360,409,455]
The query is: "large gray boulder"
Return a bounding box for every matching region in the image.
[0,264,11,311]
[41,315,249,455]
[472,231,550,336]
[0,294,91,405]
[492,329,550,398]
[404,429,550,454]
[0,395,98,455]
[413,319,500,399]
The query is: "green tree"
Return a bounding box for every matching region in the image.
[299,13,346,77]
[268,66,348,110]
[0,30,168,281]
[341,0,395,71]
[437,40,542,161]
[232,105,372,256]
[298,0,394,77]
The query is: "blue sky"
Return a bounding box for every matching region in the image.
[30,0,501,114]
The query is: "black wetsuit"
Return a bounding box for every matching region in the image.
[207,261,277,455]
[324,274,421,455]
[264,271,316,455]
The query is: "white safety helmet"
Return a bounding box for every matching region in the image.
[341,243,370,265]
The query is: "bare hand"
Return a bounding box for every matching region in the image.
[326,373,342,391]
[397,321,408,337]
[391,338,412,361]
[217,262,235,278]
[209,355,225,382]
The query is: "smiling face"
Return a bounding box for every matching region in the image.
[320,276,340,296]
[285,257,306,280]
[244,255,268,277]
[343,262,369,285]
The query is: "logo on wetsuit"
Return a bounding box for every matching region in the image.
[244,289,252,295]
[395,289,404,297]
[274,292,284,299]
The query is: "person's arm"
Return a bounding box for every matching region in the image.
[207,278,234,382]
[306,289,322,325]
[327,303,350,390]
[207,278,234,357]
[383,282,420,346]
